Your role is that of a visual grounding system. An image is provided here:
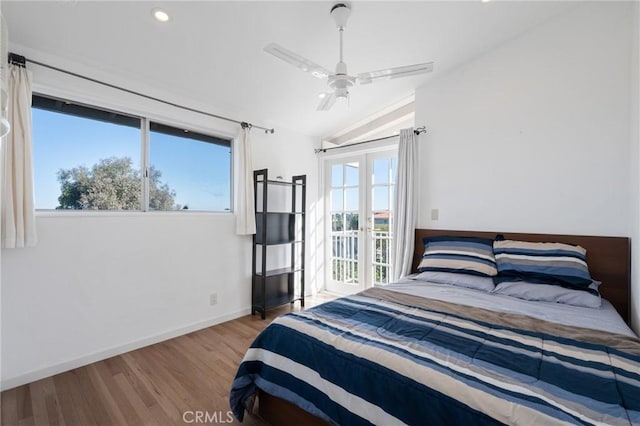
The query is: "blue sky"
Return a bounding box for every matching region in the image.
[32,108,231,211]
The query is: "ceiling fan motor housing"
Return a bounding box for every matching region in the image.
[328,65,355,99]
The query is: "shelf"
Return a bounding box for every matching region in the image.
[255,240,304,247]
[255,179,304,187]
[255,212,295,245]
[254,211,304,215]
[256,267,304,278]
[253,295,295,311]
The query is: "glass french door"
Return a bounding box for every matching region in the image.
[325,149,397,294]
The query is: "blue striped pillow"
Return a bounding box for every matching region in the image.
[493,240,592,288]
[418,236,497,277]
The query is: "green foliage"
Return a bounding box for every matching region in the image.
[332,213,359,232]
[56,157,178,210]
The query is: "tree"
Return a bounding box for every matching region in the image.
[56,157,178,210]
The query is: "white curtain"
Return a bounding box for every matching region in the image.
[235,126,256,235]
[391,128,418,281]
[2,63,37,248]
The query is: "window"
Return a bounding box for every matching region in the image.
[31,94,232,212]
[150,122,231,211]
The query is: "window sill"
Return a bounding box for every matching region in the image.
[35,210,234,218]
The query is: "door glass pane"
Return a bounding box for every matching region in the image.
[373,186,389,211]
[345,163,359,186]
[332,213,343,231]
[345,213,359,231]
[332,164,343,187]
[330,161,360,288]
[371,154,395,286]
[373,159,389,185]
[345,188,358,211]
[331,188,344,211]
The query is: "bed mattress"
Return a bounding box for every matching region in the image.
[230,286,640,425]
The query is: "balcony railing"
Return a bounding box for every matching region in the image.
[331,230,393,286]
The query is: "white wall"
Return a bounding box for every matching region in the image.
[415,3,638,330]
[0,48,319,389]
[630,1,640,334]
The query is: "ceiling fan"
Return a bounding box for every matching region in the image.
[264,2,434,111]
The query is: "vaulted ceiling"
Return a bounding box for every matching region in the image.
[2,1,577,138]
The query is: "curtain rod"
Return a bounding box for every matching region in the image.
[9,52,275,134]
[315,126,426,153]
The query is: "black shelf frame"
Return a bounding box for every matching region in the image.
[252,169,306,319]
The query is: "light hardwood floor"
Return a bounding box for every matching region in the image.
[1,294,336,426]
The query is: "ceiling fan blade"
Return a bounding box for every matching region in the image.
[264,43,332,79]
[357,62,434,85]
[317,92,336,111]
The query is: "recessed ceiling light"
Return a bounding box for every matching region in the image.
[152,8,170,23]
[481,0,491,3]
[318,93,327,99]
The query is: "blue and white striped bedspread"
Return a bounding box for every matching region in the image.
[230,288,640,425]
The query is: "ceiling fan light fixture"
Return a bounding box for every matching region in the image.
[335,88,349,99]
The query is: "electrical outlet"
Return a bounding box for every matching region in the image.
[431,209,439,220]
[209,293,218,306]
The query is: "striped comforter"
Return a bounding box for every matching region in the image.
[230,288,640,425]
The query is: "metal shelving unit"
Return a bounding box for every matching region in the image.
[252,169,306,319]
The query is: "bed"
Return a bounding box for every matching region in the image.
[230,229,639,425]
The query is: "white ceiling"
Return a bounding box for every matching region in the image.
[1,1,577,139]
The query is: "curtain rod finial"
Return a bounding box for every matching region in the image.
[8,53,26,67]
[414,126,427,135]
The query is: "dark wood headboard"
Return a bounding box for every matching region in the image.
[412,229,632,325]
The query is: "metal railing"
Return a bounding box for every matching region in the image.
[331,230,393,286]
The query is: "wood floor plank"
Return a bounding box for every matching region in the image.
[143,342,217,411]
[93,361,144,425]
[38,377,65,426]
[84,364,128,426]
[0,294,334,426]
[2,388,18,426]
[73,366,118,426]
[120,351,184,423]
[52,371,96,426]
[164,338,229,398]
[26,380,49,426]
[112,373,159,426]
[103,356,156,409]
[15,385,33,425]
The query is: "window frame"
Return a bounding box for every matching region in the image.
[31,92,234,214]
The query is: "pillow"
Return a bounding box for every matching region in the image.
[418,236,498,277]
[492,280,601,308]
[410,271,495,292]
[493,239,592,288]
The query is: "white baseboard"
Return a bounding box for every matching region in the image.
[0,307,251,391]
